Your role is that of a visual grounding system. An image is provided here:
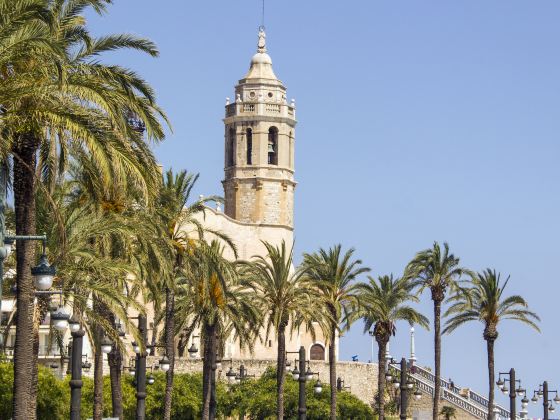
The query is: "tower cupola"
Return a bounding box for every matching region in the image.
[222,28,297,228]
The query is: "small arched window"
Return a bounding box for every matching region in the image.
[310,343,325,361]
[268,126,278,165]
[227,127,235,167]
[246,128,253,165]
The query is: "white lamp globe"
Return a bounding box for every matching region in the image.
[32,254,56,290]
[100,336,112,354]
[50,306,70,332]
[314,380,322,394]
[159,355,171,372]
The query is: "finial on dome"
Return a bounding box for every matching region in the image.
[257,26,267,53]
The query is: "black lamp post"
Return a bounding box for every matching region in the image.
[387,357,422,420]
[134,314,148,420]
[297,346,307,420]
[69,323,85,420]
[497,368,525,420]
[336,377,351,392]
[532,381,560,420]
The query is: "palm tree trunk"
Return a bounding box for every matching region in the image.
[377,337,388,420]
[93,323,104,420]
[276,325,286,420]
[107,312,123,419]
[108,346,123,419]
[329,323,337,420]
[202,322,217,420]
[163,286,175,420]
[433,297,442,420]
[12,136,39,420]
[486,338,495,420]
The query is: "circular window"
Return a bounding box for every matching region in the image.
[250,91,256,98]
[268,92,273,98]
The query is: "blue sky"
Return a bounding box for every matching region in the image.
[87,1,560,415]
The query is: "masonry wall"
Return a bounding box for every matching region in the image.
[146,357,379,406]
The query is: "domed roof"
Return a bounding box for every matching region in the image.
[244,28,278,80]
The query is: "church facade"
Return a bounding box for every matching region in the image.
[190,28,333,362]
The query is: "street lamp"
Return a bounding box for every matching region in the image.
[336,377,351,392]
[188,335,200,359]
[100,336,112,354]
[132,341,141,354]
[159,355,170,372]
[50,306,70,332]
[497,369,523,420]
[388,357,423,420]
[533,381,558,420]
[31,253,56,290]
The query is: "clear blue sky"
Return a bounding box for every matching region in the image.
[88,1,560,415]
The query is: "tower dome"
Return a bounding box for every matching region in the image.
[245,27,277,80]
[222,27,297,227]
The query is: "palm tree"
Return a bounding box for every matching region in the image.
[1,0,166,416]
[444,269,540,420]
[175,240,259,420]
[440,406,457,420]
[404,242,467,420]
[241,240,328,420]
[302,245,370,420]
[155,169,229,420]
[36,176,148,420]
[353,275,429,420]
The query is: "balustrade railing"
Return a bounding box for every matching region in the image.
[392,363,513,420]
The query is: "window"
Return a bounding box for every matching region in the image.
[227,127,235,167]
[310,343,325,361]
[246,128,253,165]
[268,126,278,165]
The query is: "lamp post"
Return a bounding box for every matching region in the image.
[69,322,85,420]
[532,381,560,420]
[496,368,525,420]
[135,314,148,420]
[298,346,307,420]
[336,377,351,392]
[387,357,422,420]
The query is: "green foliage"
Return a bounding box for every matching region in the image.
[0,362,69,419]
[221,366,374,419]
[0,362,373,419]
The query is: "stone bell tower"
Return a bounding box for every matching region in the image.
[222,28,297,228]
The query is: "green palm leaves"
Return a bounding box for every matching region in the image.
[355,275,429,338]
[444,269,540,336]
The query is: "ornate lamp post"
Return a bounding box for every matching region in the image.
[387,357,422,420]
[496,368,525,420]
[69,318,85,420]
[532,381,560,420]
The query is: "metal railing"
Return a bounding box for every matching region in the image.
[392,363,512,420]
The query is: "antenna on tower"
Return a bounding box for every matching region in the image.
[261,0,265,29]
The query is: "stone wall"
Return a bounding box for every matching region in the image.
[408,394,478,420]
[147,357,379,406]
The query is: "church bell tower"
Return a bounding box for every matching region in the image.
[222,28,297,228]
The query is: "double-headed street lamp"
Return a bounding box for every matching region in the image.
[496,368,525,420]
[532,381,560,420]
[285,346,323,419]
[387,357,422,420]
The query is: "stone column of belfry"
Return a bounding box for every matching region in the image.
[222,27,297,228]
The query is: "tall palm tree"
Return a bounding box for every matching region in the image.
[444,269,540,420]
[175,240,259,420]
[155,169,229,420]
[241,241,329,420]
[302,244,370,420]
[404,242,467,420]
[1,1,166,417]
[36,176,147,420]
[353,275,429,420]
